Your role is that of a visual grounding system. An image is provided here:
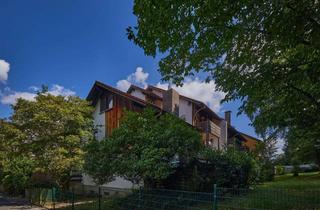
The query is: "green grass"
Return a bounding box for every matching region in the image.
[57,172,320,210]
[218,172,320,210]
[264,172,320,190]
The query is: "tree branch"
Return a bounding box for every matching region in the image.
[288,84,320,110]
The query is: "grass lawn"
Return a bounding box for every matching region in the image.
[57,172,320,210]
[264,172,320,190]
[218,172,320,210]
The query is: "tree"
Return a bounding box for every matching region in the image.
[85,108,201,186]
[128,1,320,164]
[254,136,278,181]
[0,156,34,195]
[0,91,94,189]
[83,139,115,185]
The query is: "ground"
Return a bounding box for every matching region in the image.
[56,172,320,210]
[4,172,319,210]
[219,172,320,210]
[0,193,45,210]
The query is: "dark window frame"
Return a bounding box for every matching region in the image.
[100,94,114,113]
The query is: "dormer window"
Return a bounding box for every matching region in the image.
[100,95,114,112]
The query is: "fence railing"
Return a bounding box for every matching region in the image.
[26,184,320,210]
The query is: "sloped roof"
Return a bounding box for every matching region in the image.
[127,84,162,100]
[86,81,161,109]
[238,132,261,142]
[147,85,222,121]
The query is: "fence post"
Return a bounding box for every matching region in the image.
[213,184,218,210]
[138,186,142,210]
[52,187,55,210]
[98,186,101,210]
[72,187,75,210]
[38,188,41,206]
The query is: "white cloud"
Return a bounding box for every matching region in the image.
[116,68,225,112]
[116,79,132,92]
[0,85,75,105]
[276,138,285,154]
[131,67,149,85]
[48,84,75,97]
[0,59,10,82]
[0,90,36,105]
[156,78,226,112]
[116,67,149,91]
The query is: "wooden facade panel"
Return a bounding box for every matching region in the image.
[196,120,221,138]
[105,95,145,136]
[244,139,258,151]
[105,95,122,137]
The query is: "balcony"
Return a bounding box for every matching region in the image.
[196,120,221,137]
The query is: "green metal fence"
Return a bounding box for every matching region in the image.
[27,185,320,210]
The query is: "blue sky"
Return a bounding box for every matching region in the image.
[0,0,259,139]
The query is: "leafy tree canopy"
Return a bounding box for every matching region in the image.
[0,91,94,189]
[84,138,116,185]
[85,108,202,185]
[128,0,320,163]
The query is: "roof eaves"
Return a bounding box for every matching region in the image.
[127,84,146,94]
[147,85,222,120]
[239,132,261,142]
[147,85,166,92]
[128,84,163,100]
[87,81,162,109]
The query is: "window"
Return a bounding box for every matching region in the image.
[106,95,113,110]
[100,95,113,112]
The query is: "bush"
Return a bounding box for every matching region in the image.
[158,148,260,191]
[275,165,285,175]
[1,156,34,195]
[260,164,275,181]
[201,148,260,188]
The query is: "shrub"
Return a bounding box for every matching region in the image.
[158,148,260,191]
[1,156,34,195]
[275,165,285,175]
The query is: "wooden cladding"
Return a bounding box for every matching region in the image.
[105,94,145,136]
[105,95,121,136]
[196,120,221,137]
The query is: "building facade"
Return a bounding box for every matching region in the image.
[82,81,260,188]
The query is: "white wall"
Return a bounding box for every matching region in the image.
[87,98,135,189]
[151,89,163,97]
[130,89,145,100]
[93,99,105,140]
[82,174,135,189]
[179,98,193,125]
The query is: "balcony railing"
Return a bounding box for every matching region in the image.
[196,120,221,137]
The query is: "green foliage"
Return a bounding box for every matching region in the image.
[1,156,34,195]
[0,90,94,190]
[200,148,260,188]
[162,148,260,191]
[84,139,116,185]
[292,159,300,177]
[254,137,277,181]
[85,107,202,185]
[128,0,320,165]
[275,166,285,175]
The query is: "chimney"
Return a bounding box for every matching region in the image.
[163,88,179,116]
[225,111,231,125]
